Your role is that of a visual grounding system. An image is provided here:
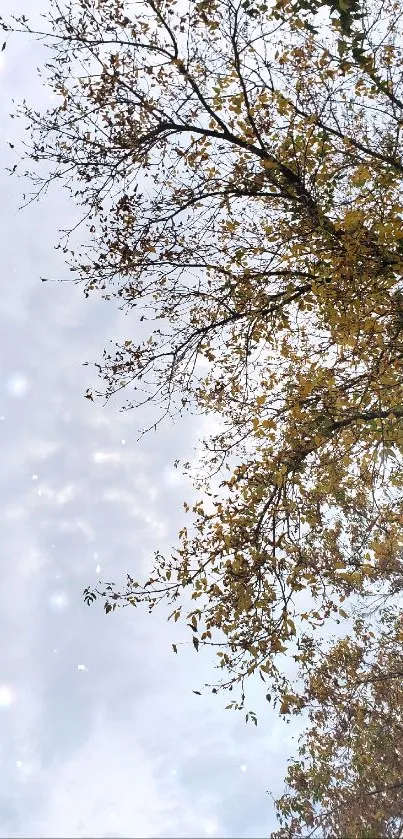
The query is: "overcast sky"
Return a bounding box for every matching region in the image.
[0,4,303,836]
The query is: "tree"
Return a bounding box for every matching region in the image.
[272,607,403,837]
[3,0,403,713]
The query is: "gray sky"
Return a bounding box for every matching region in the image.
[0,5,303,836]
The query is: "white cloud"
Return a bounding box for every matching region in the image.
[34,711,220,839]
[27,441,62,461]
[33,482,77,505]
[162,466,185,487]
[93,450,123,465]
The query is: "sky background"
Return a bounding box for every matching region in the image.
[0,4,303,836]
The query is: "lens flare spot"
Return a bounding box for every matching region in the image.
[0,685,14,708]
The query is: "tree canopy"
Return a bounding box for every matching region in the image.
[272,606,403,837]
[3,0,403,831]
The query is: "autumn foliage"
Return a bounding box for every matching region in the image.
[3,0,403,832]
[272,607,403,836]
